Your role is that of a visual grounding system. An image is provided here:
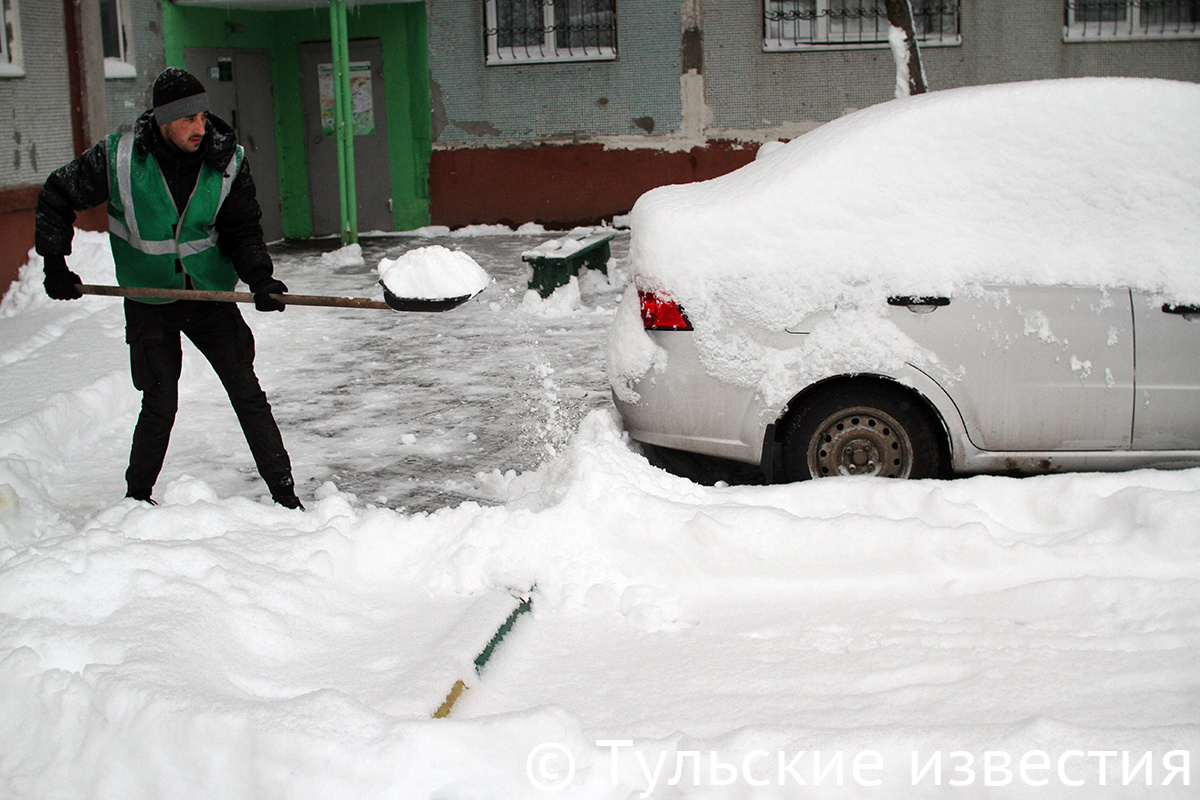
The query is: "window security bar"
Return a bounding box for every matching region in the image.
[1064,0,1199,38]
[486,0,617,64]
[764,1,961,50]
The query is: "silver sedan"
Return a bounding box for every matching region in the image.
[609,79,1200,482]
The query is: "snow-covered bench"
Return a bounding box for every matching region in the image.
[521,231,615,297]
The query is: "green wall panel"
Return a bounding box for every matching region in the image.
[161,2,431,238]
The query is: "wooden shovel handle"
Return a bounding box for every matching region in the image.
[77,284,393,310]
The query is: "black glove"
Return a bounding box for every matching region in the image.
[43,255,83,300]
[251,278,288,312]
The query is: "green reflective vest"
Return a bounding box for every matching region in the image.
[106,132,243,303]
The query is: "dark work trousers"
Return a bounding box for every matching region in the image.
[123,298,292,498]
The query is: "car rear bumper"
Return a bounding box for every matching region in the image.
[611,330,765,465]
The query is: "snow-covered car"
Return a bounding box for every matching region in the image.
[607,78,1200,481]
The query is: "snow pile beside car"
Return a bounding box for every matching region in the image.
[630,78,1200,327]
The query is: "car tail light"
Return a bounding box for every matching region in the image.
[639,289,693,331]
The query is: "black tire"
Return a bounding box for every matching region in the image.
[780,384,941,481]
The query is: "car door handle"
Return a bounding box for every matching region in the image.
[1162,303,1200,320]
[888,296,950,313]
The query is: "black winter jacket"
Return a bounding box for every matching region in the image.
[35,111,275,290]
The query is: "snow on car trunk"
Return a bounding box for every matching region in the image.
[612,79,1200,406]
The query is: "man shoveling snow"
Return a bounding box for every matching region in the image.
[34,68,303,510]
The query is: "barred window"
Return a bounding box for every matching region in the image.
[485,0,617,64]
[1064,0,1199,39]
[1,0,23,77]
[764,1,961,51]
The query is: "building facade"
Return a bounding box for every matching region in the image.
[1,0,429,293]
[3,1,1198,294]
[1,0,112,292]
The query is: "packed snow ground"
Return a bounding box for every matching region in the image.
[1,228,1198,798]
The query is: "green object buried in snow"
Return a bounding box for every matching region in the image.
[522,232,615,298]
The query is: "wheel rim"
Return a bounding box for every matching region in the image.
[807,405,914,478]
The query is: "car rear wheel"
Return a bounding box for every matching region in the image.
[781,385,941,480]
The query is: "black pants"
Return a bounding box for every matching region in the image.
[124,299,292,498]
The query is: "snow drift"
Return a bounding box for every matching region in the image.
[1,150,1198,797]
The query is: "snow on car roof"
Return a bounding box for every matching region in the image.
[629,78,1200,326]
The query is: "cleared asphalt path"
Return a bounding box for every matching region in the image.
[230,229,629,513]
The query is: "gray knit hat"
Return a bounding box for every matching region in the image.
[152,68,209,124]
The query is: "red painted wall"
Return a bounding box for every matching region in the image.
[3,139,758,296]
[0,186,107,297]
[429,140,760,229]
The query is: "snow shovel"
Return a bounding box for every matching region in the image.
[74,282,478,312]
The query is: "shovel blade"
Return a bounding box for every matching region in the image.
[378,281,480,312]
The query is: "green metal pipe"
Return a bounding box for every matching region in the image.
[337,0,357,243]
[329,0,350,244]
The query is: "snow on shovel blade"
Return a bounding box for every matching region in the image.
[375,246,490,313]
